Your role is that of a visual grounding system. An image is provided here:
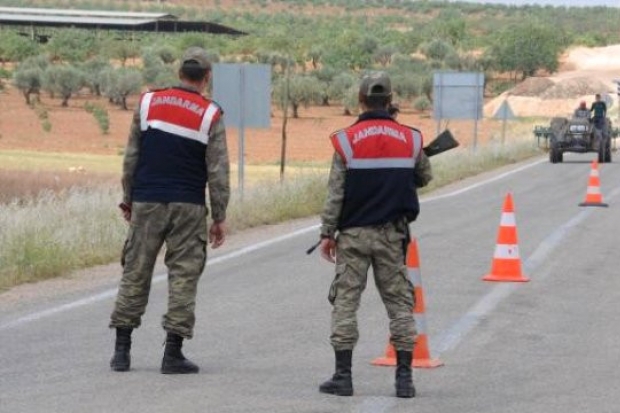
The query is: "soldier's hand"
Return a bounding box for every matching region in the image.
[209,221,226,249]
[118,202,132,222]
[319,238,336,263]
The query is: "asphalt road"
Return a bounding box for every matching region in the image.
[1,153,619,413]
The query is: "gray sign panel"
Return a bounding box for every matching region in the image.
[433,72,484,120]
[212,63,271,129]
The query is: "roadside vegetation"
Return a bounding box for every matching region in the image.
[0,128,540,292]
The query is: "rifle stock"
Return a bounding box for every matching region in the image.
[423,129,459,157]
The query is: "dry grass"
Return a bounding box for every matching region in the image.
[0,121,542,292]
[0,169,117,204]
[0,186,126,291]
[425,122,541,192]
[0,150,123,174]
[0,150,329,205]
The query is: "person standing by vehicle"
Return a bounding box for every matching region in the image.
[590,94,607,129]
[573,101,590,119]
[590,94,608,149]
[109,47,230,374]
[318,71,432,398]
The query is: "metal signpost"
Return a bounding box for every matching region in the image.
[433,72,484,150]
[212,63,271,196]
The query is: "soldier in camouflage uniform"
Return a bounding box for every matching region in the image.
[109,47,230,374]
[318,71,432,398]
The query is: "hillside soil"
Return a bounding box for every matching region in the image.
[1,45,619,168]
[0,87,502,166]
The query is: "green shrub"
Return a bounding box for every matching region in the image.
[85,102,110,135]
[30,103,52,132]
[413,96,431,111]
[42,120,52,132]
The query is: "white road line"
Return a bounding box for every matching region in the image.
[423,158,546,203]
[0,158,545,332]
[432,183,620,357]
[0,226,318,331]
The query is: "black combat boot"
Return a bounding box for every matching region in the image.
[319,350,353,396]
[110,327,132,372]
[395,350,416,398]
[160,333,199,374]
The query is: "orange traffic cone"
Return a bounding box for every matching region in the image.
[483,193,529,282]
[579,160,608,207]
[372,238,443,368]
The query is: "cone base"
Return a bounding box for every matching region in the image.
[413,358,444,368]
[578,202,609,207]
[371,357,444,369]
[371,357,396,367]
[483,273,529,282]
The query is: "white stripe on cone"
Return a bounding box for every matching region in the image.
[493,244,520,259]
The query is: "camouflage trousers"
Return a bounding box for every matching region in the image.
[328,222,416,351]
[109,202,208,339]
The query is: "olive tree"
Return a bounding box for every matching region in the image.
[42,65,84,107]
[487,21,565,80]
[342,84,360,116]
[428,9,468,47]
[101,67,143,110]
[46,29,97,63]
[327,71,357,113]
[273,74,323,118]
[13,67,43,105]
[0,31,39,64]
[81,57,112,96]
[419,39,455,62]
[373,45,399,67]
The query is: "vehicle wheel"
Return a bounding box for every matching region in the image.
[550,146,561,163]
[604,141,612,163]
[598,142,609,163]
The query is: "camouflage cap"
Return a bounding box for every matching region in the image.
[359,71,392,97]
[181,47,212,70]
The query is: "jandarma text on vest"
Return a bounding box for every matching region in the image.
[352,125,406,145]
[150,96,206,116]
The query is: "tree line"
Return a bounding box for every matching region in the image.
[1,0,618,115]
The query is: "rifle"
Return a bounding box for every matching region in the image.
[423,129,459,157]
[306,240,321,255]
[307,130,459,254]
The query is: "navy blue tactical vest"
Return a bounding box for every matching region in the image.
[132,87,221,205]
[330,111,423,229]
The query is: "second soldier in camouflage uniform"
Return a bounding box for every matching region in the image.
[109,47,230,374]
[318,71,432,398]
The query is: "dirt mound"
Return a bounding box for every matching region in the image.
[510,77,555,97]
[507,76,610,101]
[485,44,620,118]
[540,77,610,99]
